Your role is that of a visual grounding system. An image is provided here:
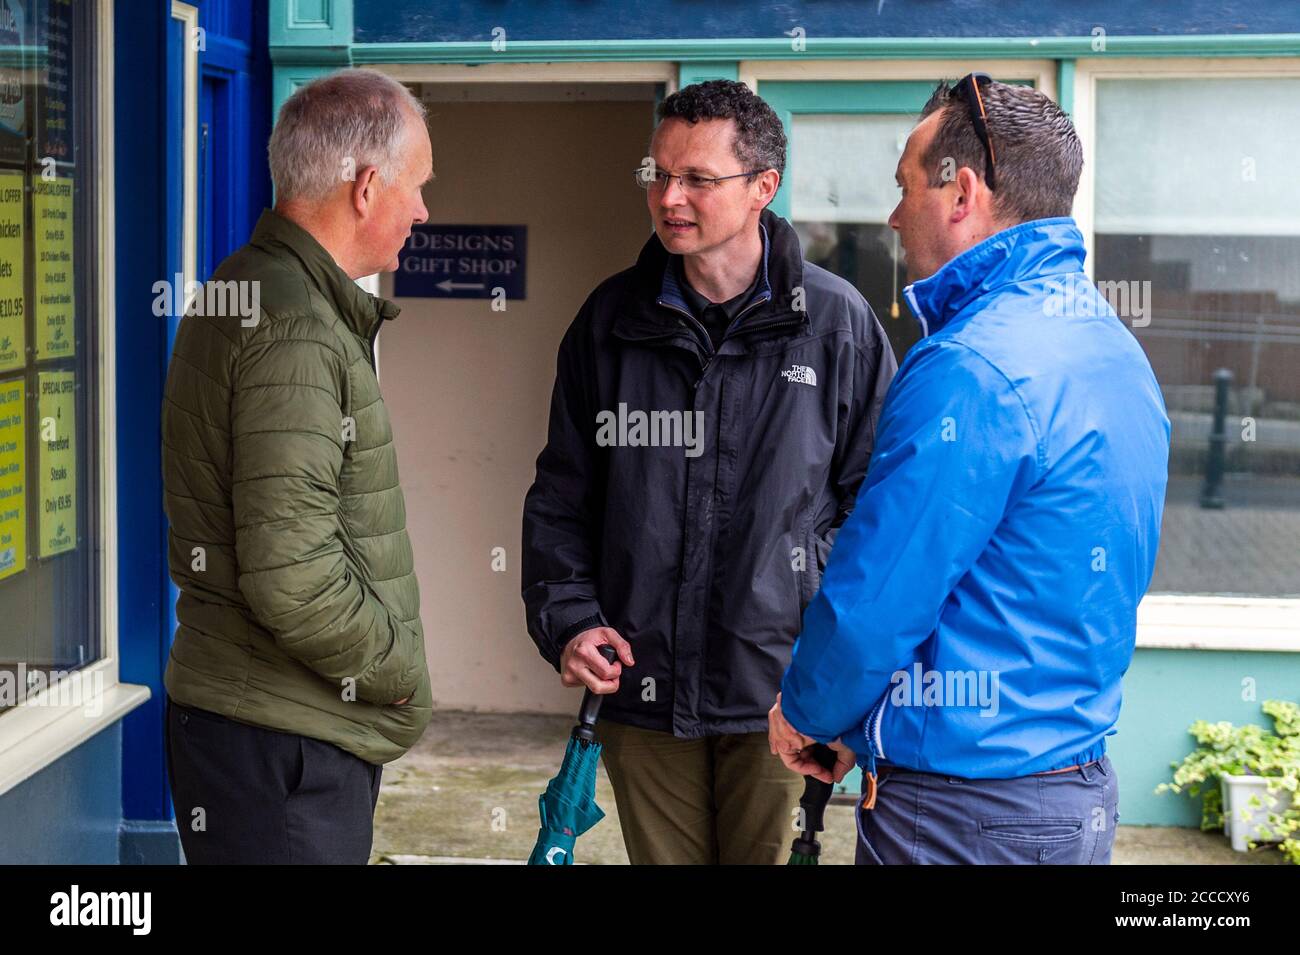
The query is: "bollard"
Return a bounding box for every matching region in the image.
[1199,368,1232,509]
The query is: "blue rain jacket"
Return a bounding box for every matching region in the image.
[781,218,1170,778]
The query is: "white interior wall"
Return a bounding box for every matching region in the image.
[379,88,656,714]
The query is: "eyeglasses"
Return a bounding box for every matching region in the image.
[634,166,765,194]
[953,71,997,190]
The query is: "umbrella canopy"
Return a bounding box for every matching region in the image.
[527,735,607,865]
[528,644,618,865]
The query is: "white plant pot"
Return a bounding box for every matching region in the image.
[1220,773,1293,852]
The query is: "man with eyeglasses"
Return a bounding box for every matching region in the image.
[770,75,1170,864]
[521,79,896,864]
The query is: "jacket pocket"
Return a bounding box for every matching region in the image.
[977,815,1086,864]
[796,519,817,609]
[811,531,831,592]
[174,701,231,728]
[800,523,831,609]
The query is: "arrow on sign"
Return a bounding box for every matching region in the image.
[436,280,486,293]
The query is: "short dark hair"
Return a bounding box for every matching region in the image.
[919,79,1082,223]
[656,79,787,179]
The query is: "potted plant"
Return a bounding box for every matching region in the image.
[1156,699,1299,863]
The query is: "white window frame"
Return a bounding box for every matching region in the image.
[0,0,151,798]
[1073,56,1300,651]
[1071,56,1300,280]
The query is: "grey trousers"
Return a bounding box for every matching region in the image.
[855,755,1119,864]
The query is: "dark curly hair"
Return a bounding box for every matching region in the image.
[919,79,1082,223]
[656,79,787,179]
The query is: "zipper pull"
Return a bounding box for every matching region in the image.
[860,746,879,811]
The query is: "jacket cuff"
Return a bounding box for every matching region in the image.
[557,612,606,648]
[538,611,608,673]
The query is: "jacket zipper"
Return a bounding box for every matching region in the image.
[366,314,382,372]
[861,693,887,781]
[657,298,715,382]
[727,292,773,331]
[657,289,786,385]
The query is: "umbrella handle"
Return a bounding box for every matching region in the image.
[797,743,839,834]
[573,644,619,742]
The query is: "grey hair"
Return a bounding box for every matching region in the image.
[268,68,426,202]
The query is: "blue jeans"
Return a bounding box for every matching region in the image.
[855,756,1119,864]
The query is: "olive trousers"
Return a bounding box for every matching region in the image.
[595,719,807,865]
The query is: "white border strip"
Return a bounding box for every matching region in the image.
[173,2,199,312]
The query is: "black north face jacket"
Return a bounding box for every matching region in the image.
[522,209,897,737]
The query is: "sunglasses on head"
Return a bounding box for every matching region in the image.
[953,71,997,190]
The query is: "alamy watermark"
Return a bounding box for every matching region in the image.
[595,403,704,458]
[49,885,150,935]
[1043,274,1152,328]
[0,664,104,717]
[887,663,1001,718]
[152,274,261,327]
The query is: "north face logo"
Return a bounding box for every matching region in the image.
[780,364,817,387]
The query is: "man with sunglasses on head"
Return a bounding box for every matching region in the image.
[521,79,896,864]
[770,75,1170,864]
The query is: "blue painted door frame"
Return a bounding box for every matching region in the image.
[117,0,271,835]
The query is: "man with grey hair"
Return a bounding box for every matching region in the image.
[161,68,434,863]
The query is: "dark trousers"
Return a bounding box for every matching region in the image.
[855,756,1119,865]
[165,696,383,864]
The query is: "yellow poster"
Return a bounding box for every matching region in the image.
[0,375,25,580]
[37,370,74,557]
[0,171,24,373]
[33,176,74,361]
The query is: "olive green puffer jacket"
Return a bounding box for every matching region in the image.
[162,209,431,765]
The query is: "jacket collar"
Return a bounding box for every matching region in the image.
[248,208,401,340]
[660,219,771,319]
[614,207,809,346]
[903,217,1085,338]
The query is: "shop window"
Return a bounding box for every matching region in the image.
[789,112,923,362]
[1094,77,1300,597]
[0,0,99,710]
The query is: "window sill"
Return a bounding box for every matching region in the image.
[0,677,151,798]
[1137,595,1300,651]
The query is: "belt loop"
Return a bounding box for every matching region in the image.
[1096,757,1109,778]
[1079,761,1092,782]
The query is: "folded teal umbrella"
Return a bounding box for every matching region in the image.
[528,646,617,866]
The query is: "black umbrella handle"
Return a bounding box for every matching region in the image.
[573,644,619,742]
[797,743,840,835]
